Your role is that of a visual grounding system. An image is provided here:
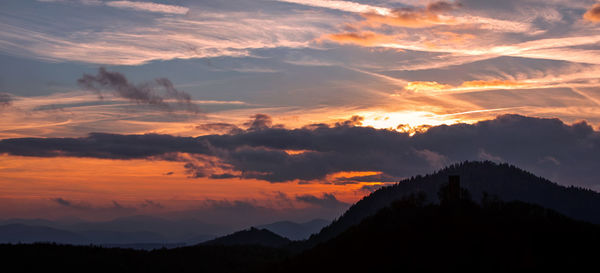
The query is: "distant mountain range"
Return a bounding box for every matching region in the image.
[0,215,219,247]
[0,216,329,247]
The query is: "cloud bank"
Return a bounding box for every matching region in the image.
[0,114,598,188]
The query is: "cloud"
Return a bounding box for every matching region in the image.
[37,0,102,4]
[584,3,600,22]
[277,0,392,15]
[77,67,199,112]
[196,123,243,134]
[140,199,164,209]
[360,1,462,28]
[0,93,13,108]
[244,114,275,131]
[1,114,600,187]
[51,197,136,214]
[105,1,189,15]
[295,193,348,208]
[325,31,399,46]
[0,5,332,65]
[51,197,92,210]
[39,0,188,15]
[405,79,529,93]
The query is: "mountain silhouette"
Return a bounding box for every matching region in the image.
[257,219,329,240]
[304,161,600,247]
[203,227,291,247]
[278,193,600,272]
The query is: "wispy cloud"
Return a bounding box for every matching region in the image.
[38,0,188,14]
[105,1,189,15]
[277,0,392,15]
[0,10,332,65]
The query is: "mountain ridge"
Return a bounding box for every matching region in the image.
[203,227,291,248]
[257,219,329,240]
[303,161,600,247]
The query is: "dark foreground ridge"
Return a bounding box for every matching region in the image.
[3,161,600,272]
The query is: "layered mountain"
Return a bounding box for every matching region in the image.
[0,224,86,244]
[0,215,219,247]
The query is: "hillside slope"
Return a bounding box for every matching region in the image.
[203,227,291,247]
[282,196,600,272]
[257,219,329,240]
[305,161,600,246]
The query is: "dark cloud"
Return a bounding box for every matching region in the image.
[112,201,124,209]
[197,123,243,134]
[296,193,348,208]
[427,1,461,12]
[0,93,13,108]
[2,114,600,187]
[390,0,461,17]
[77,67,199,112]
[244,114,273,131]
[51,197,91,210]
[52,197,74,207]
[335,115,363,127]
[141,200,164,209]
[0,132,209,159]
[209,173,238,179]
[332,173,399,185]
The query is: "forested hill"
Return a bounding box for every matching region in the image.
[279,195,600,272]
[304,161,600,247]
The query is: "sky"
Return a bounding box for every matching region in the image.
[1,0,600,224]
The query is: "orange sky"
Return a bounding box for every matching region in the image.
[0,155,381,220]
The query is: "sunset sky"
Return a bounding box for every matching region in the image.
[1,0,600,224]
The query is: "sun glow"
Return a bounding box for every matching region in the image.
[358,111,463,133]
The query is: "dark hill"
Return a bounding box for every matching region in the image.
[257,219,329,240]
[203,227,291,247]
[280,196,600,272]
[305,161,600,246]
